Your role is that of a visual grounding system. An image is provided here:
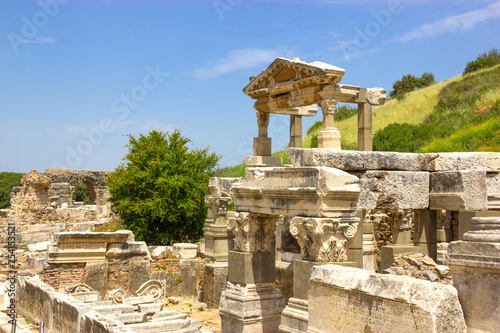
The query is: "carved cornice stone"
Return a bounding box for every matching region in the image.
[318,99,337,116]
[205,196,233,215]
[227,212,278,252]
[289,216,359,262]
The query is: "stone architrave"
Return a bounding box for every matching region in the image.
[289,216,359,262]
[447,217,500,332]
[307,265,466,333]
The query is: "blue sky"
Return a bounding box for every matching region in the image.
[1,0,499,173]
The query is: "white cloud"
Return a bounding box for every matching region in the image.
[337,48,381,62]
[389,1,500,43]
[186,47,294,80]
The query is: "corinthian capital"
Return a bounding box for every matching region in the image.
[289,216,358,262]
[318,99,338,116]
[256,112,270,127]
[389,209,414,230]
[227,212,278,252]
[205,196,233,215]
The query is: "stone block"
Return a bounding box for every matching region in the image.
[151,246,167,260]
[447,217,500,332]
[357,171,429,210]
[108,241,151,261]
[430,170,487,211]
[173,243,198,259]
[232,166,360,217]
[428,152,500,172]
[123,295,154,306]
[202,262,228,308]
[151,310,186,321]
[228,251,275,285]
[86,262,109,299]
[137,302,164,315]
[308,264,466,333]
[27,241,51,252]
[69,291,101,303]
[128,260,151,294]
[380,244,421,271]
[279,297,309,333]
[117,312,147,324]
[126,319,193,332]
[244,155,283,167]
[179,259,200,296]
[93,304,135,316]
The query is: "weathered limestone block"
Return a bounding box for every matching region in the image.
[357,171,429,210]
[429,152,500,172]
[232,166,360,217]
[178,259,201,296]
[308,265,466,333]
[173,243,198,259]
[151,246,167,260]
[82,310,133,333]
[447,217,500,332]
[486,172,500,210]
[219,282,285,333]
[128,260,151,295]
[86,263,109,298]
[208,177,241,197]
[288,148,429,171]
[430,170,487,211]
[117,312,147,324]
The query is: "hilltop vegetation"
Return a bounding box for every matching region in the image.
[0,172,24,209]
[220,49,500,177]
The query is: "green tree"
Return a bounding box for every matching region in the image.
[72,183,89,205]
[106,129,220,245]
[0,172,24,209]
[463,48,500,75]
[389,72,436,100]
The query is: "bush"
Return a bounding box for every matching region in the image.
[389,72,436,100]
[0,172,24,209]
[106,129,220,245]
[463,48,500,75]
[72,183,89,204]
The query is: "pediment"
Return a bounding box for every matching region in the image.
[243,58,345,98]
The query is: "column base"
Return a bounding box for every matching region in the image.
[279,298,308,333]
[380,244,421,271]
[220,282,285,333]
[317,128,341,149]
[202,261,228,308]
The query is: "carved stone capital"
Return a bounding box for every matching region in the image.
[389,209,414,230]
[256,112,270,127]
[318,99,338,116]
[205,196,233,215]
[227,212,278,252]
[289,216,358,262]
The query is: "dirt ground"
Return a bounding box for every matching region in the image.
[164,295,222,332]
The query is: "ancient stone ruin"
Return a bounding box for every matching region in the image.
[1,58,499,333]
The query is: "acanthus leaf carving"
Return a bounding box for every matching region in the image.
[289,216,358,262]
[227,212,278,252]
[205,196,233,215]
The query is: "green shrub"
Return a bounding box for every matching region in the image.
[107,129,220,245]
[463,48,500,75]
[72,183,89,204]
[389,72,436,100]
[0,172,24,209]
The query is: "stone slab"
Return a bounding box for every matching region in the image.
[173,243,198,259]
[288,148,500,172]
[430,170,488,211]
[128,260,151,294]
[27,241,52,252]
[308,264,466,333]
[380,245,421,271]
[228,251,275,285]
[86,262,109,298]
[151,246,167,260]
[117,312,147,324]
[93,304,135,316]
[123,295,154,306]
[357,171,429,210]
[138,302,164,315]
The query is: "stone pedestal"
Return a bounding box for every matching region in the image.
[447,217,500,332]
[220,213,285,332]
[203,261,228,309]
[317,129,341,150]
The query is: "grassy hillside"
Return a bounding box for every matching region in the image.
[220,64,500,177]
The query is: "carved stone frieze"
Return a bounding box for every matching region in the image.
[106,288,126,304]
[227,212,278,252]
[289,216,359,262]
[205,196,233,215]
[389,209,414,230]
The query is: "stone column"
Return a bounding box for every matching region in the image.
[380,209,421,271]
[289,115,302,148]
[317,99,341,149]
[246,112,282,166]
[447,217,500,332]
[414,209,437,260]
[357,102,372,151]
[219,212,284,333]
[362,210,377,271]
[435,210,452,264]
[202,196,233,308]
[279,216,359,333]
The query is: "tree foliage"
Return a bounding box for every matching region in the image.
[106,129,220,245]
[389,72,436,100]
[463,48,500,75]
[72,183,89,205]
[0,172,24,209]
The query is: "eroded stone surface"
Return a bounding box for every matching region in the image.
[308,265,466,333]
